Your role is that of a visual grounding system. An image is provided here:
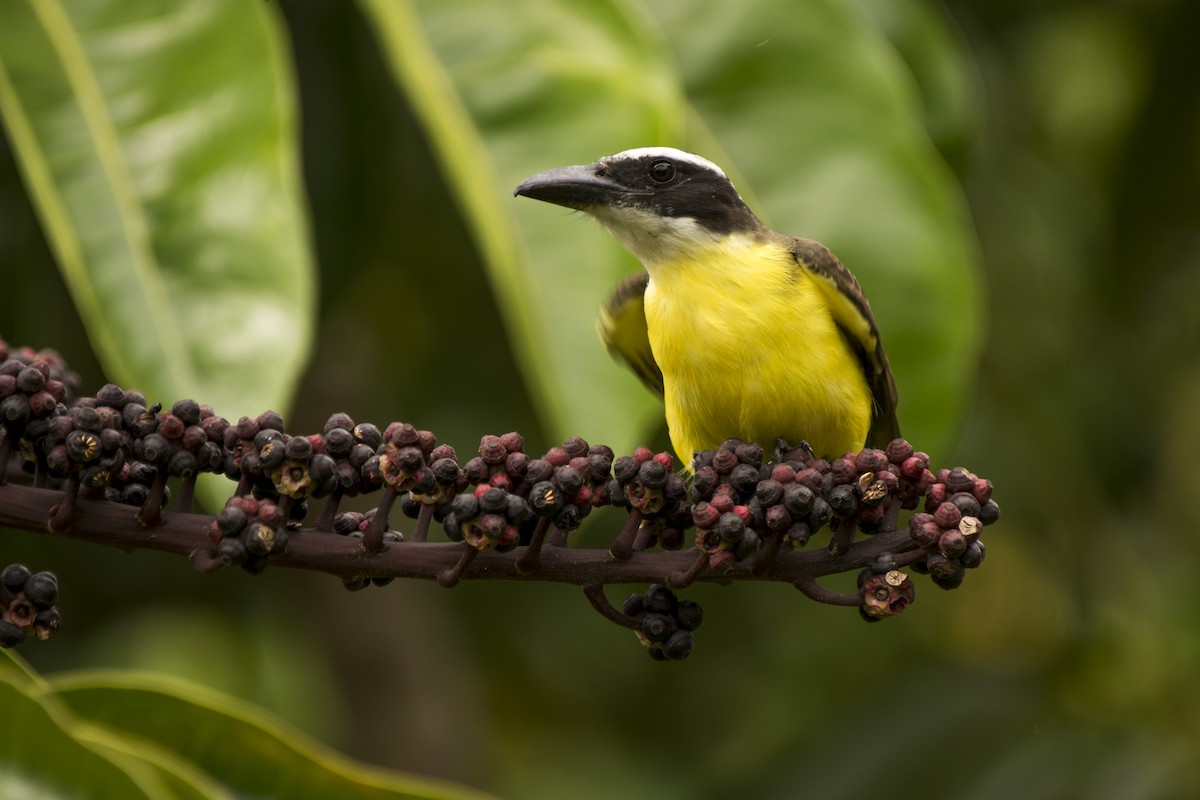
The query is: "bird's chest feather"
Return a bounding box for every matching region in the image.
[641,240,868,454]
[643,243,827,390]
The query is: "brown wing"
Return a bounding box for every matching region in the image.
[598,271,664,395]
[788,236,901,448]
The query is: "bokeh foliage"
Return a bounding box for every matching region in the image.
[2,0,1199,798]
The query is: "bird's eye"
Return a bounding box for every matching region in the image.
[649,160,676,183]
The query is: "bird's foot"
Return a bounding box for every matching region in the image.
[774,437,815,463]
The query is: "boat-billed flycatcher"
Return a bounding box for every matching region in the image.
[514,147,899,464]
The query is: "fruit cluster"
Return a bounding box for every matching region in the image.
[1,338,1006,659]
[907,466,998,589]
[208,495,293,574]
[318,414,385,500]
[688,438,959,573]
[857,553,916,621]
[0,564,61,648]
[609,447,691,549]
[621,584,704,661]
[523,436,616,535]
[440,433,534,550]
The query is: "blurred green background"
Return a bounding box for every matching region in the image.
[3,0,1200,797]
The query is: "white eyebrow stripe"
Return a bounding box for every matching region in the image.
[605,147,728,179]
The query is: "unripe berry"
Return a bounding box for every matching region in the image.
[637,459,668,489]
[354,423,383,450]
[556,465,585,495]
[644,584,677,614]
[938,528,967,558]
[828,484,858,518]
[734,441,763,467]
[765,504,792,532]
[640,613,675,644]
[528,481,562,515]
[478,486,508,514]
[663,629,694,660]
[612,456,639,484]
[949,492,981,519]
[622,593,645,616]
[0,620,26,648]
[1,564,31,595]
[754,478,784,507]
[782,484,815,517]
[729,463,759,496]
[807,497,832,530]
[691,466,720,499]
[217,505,248,538]
[23,571,59,609]
[961,539,987,569]
[716,512,745,544]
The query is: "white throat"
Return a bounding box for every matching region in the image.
[588,204,719,268]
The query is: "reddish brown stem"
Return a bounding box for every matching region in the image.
[827,516,856,557]
[752,531,784,575]
[409,503,434,544]
[136,469,169,527]
[516,517,552,574]
[666,549,708,589]
[795,574,862,607]
[438,545,479,588]
[47,474,80,532]
[582,584,640,629]
[362,486,398,553]
[313,489,342,532]
[175,474,198,515]
[608,509,643,561]
[0,483,925,587]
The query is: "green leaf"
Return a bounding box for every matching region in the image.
[0,0,314,424]
[356,0,680,454]
[51,670,495,800]
[365,0,983,457]
[0,668,161,800]
[651,0,985,454]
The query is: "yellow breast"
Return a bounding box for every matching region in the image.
[642,236,871,462]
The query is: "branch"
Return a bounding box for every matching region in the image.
[0,483,918,586]
[0,341,1000,660]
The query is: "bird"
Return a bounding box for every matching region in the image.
[514,146,899,466]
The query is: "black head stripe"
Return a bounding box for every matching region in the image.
[596,152,760,236]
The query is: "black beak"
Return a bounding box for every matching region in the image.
[514,164,627,209]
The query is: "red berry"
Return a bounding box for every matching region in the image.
[899,456,926,481]
[498,431,524,453]
[938,528,967,557]
[854,448,887,474]
[933,501,962,529]
[693,501,720,528]
[831,457,856,484]
[885,438,914,465]
[770,463,796,484]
